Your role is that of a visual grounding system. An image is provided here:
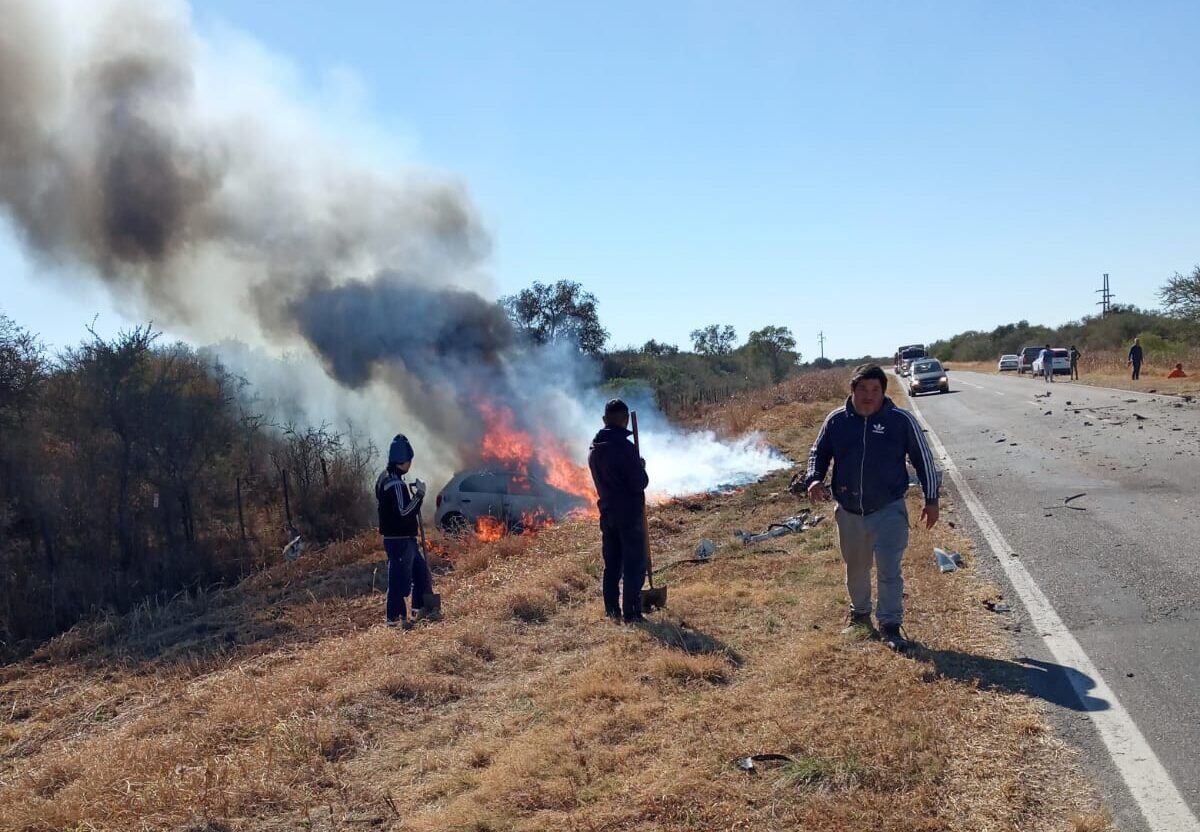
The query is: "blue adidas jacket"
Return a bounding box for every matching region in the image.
[805,396,940,515]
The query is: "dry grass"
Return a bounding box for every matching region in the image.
[0,378,1115,831]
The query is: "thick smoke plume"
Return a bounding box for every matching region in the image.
[0,0,786,496]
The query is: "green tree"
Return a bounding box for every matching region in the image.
[501,280,609,354]
[640,339,679,356]
[689,324,738,356]
[1160,265,1200,322]
[746,325,799,382]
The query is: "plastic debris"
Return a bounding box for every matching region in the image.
[695,538,715,560]
[934,548,958,572]
[283,534,305,562]
[733,753,797,773]
[734,510,822,544]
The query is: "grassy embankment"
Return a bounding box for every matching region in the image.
[0,370,1113,831]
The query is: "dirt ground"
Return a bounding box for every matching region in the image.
[0,383,1114,831]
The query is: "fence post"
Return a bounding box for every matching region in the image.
[236,476,247,543]
[281,469,294,530]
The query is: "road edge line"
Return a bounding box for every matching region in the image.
[905,390,1200,832]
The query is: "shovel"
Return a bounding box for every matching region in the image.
[415,509,442,619]
[632,411,667,611]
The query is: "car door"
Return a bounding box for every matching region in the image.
[501,474,554,528]
[456,472,507,524]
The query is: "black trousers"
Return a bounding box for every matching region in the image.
[1132,361,1142,380]
[384,537,432,622]
[599,515,647,621]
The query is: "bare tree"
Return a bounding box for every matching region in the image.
[1160,265,1200,322]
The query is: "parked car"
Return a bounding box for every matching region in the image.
[435,468,589,533]
[908,358,949,395]
[1016,346,1042,375]
[1032,348,1071,377]
[997,354,1019,372]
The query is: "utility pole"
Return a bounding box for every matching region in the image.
[1095,273,1114,316]
[817,331,826,359]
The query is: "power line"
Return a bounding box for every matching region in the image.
[817,331,826,359]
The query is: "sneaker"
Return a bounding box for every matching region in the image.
[386,619,414,630]
[841,613,876,640]
[605,609,622,622]
[880,623,909,653]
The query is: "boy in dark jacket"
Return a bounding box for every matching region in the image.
[587,399,650,623]
[375,434,437,629]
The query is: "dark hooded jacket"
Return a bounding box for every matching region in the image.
[588,426,649,524]
[804,396,940,515]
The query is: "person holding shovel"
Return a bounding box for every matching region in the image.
[804,365,940,652]
[375,434,439,629]
[588,399,650,623]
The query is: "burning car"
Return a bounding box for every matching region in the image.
[434,468,591,536]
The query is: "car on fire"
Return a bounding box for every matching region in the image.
[907,358,950,395]
[434,468,590,533]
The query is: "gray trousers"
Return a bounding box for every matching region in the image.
[834,499,909,625]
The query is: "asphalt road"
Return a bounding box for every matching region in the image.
[909,370,1200,832]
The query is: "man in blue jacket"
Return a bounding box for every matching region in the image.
[588,399,650,623]
[805,365,940,652]
[1128,337,1144,380]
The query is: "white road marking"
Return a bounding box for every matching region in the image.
[955,377,986,389]
[905,391,1200,832]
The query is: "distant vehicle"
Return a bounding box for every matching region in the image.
[1016,346,1043,375]
[435,468,589,533]
[1032,348,1071,377]
[895,344,927,376]
[997,354,1019,372]
[908,358,949,395]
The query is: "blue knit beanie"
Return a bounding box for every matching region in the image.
[388,434,415,465]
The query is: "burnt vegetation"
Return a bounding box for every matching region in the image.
[0,313,374,659]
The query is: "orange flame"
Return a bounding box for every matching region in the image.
[475,515,507,542]
[475,400,599,506]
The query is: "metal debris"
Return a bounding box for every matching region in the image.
[935,548,958,572]
[733,510,822,544]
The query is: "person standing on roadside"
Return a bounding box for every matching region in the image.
[1069,345,1082,380]
[1039,344,1054,383]
[1128,338,1144,380]
[804,365,940,652]
[587,399,650,624]
[375,434,438,629]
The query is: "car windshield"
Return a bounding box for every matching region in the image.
[900,349,925,359]
[1001,355,1017,360]
[913,361,941,373]
[1052,349,1069,357]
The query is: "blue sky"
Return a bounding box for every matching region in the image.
[3,0,1198,359]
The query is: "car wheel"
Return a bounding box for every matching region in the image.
[440,512,469,534]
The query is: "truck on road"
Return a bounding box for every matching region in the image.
[895,344,928,376]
